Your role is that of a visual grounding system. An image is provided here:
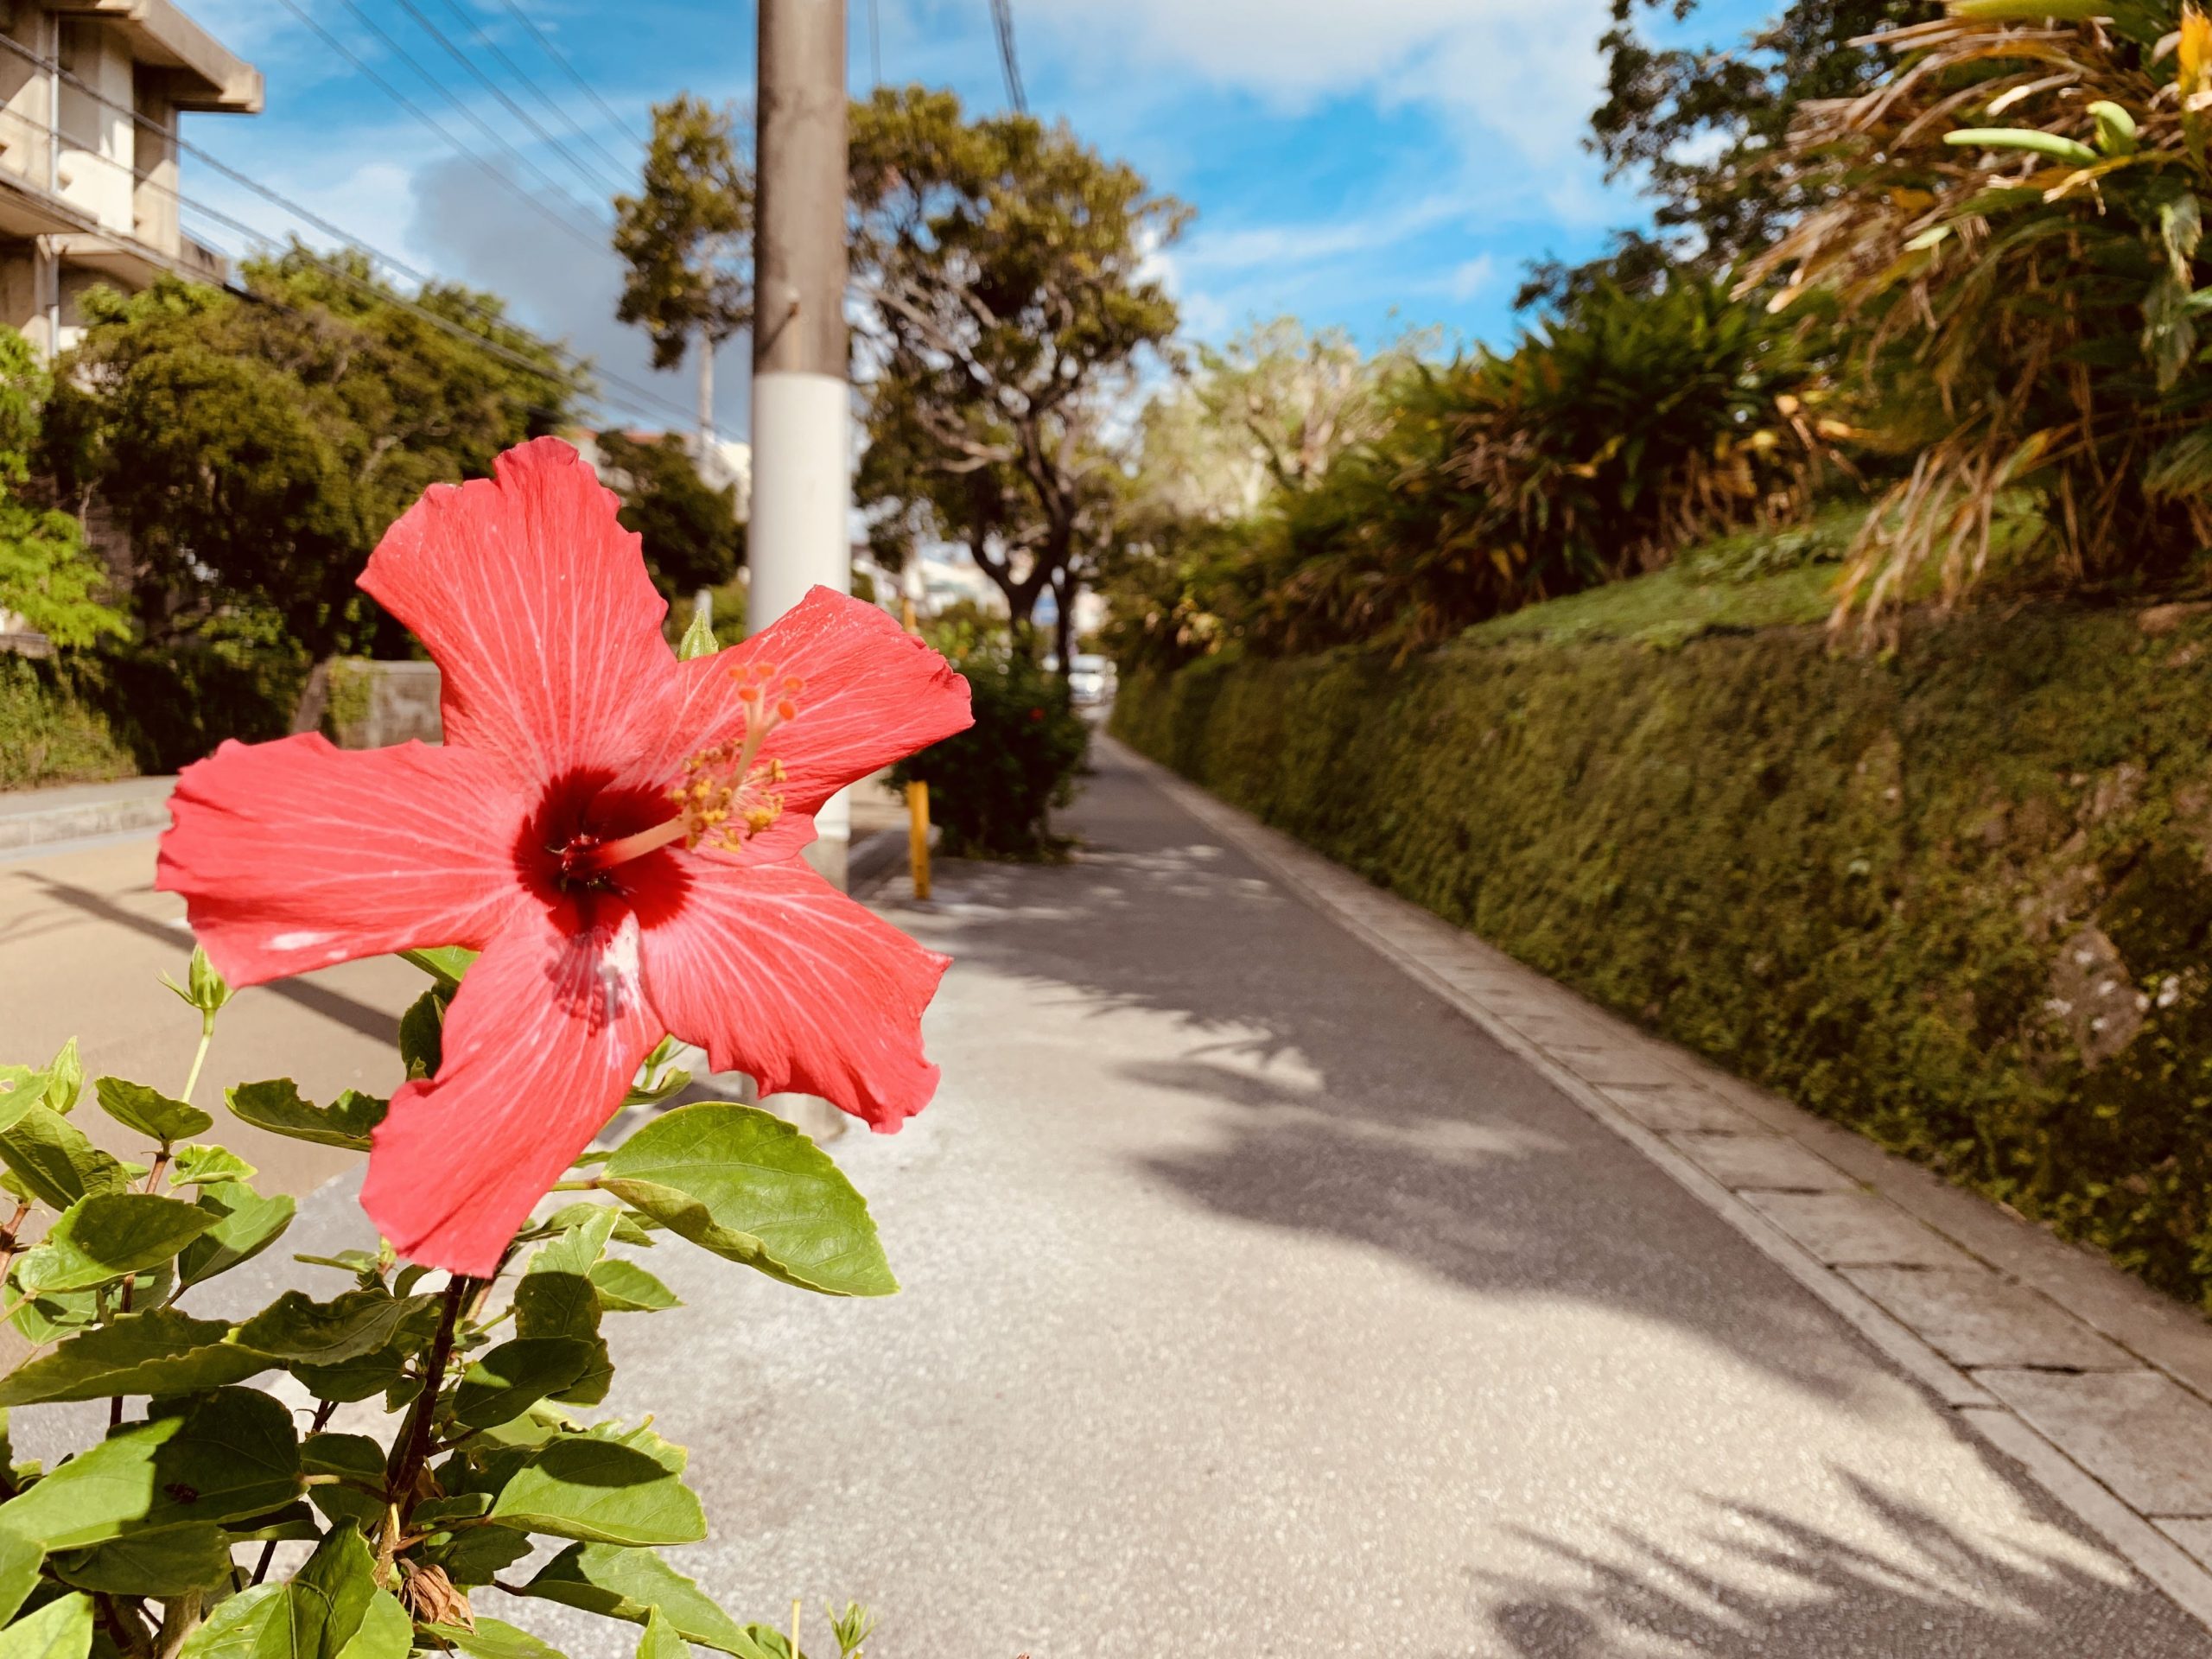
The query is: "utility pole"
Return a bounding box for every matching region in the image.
[696,327,715,449]
[750,0,852,886]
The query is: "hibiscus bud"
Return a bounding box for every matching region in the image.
[677,601,717,662]
[163,944,232,1023]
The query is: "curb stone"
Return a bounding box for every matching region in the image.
[1112,734,2212,1635]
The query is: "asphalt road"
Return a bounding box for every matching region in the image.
[5,755,2210,1656]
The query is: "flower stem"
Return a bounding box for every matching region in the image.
[180,1016,215,1107]
[378,1274,474,1583]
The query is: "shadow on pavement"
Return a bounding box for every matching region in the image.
[1477,1469,2204,1656]
[904,744,1878,1406]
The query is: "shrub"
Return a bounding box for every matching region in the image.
[891,633,1088,857]
[1750,0,2212,632]
[1107,277,1847,663]
[1115,597,2212,1309]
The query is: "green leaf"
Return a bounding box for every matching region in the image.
[0,1592,91,1659]
[51,1523,233,1596]
[301,1433,385,1533]
[237,1289,440,1367]
[176,1526,391,1659]
[636,1608,687,1659]
[0,1525,39,1624]
[522,1543,762,1656]
[454,1338,604,1430]
[93,1078,213,1147]
[398,988,448,1081]
[8,1285,97,1346]
[487,1433,707,1547]
[176,1183,295,1287]
[0,1310,267,1405]
[168,1146,255,1186]
[176,1584,283,1657]
[588,1259,681,1313]
[16,1194,215,1296]
[399,946,478,986]
[338,1592,410,1659]
[599,1104,896,1296]
[537,1203,656,1248]
[1942,127,2100,166]
[515,1209,614,1405]
[424,1619,568,1659]
[428,1523,532,1587]
[224,1081,385,1153]
[0,1107,132,1212]
[0,1387,301,1548]
[516,1210,615,1340]
[289,1344,407,1404]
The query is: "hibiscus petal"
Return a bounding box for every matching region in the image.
[359,436,677,786]
[641,855,949,1131]
[362,893,662,1275]
[639,587,971,813]
[157,736,529,988]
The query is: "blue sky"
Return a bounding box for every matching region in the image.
[175,0,1772,436]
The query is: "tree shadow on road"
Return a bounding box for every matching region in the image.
[1472,1470,2206,1656]
[897,747,1879,1406]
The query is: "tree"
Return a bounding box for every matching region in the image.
[613,95,753,435]
[0,326,122,648]
[595,428,745,600]
[45,248,584,681]
[849,86,1185,666]
[1587,0,1923,272]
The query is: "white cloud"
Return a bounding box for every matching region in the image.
[1022,0,1616,168]
[1448,254,1493,301]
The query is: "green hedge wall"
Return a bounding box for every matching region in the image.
[1114,604,2212,1307]
[0,649,303,790]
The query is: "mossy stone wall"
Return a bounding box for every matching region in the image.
[1114,605,2212,1305]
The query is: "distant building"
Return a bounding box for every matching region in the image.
[0,2,261,357]
[569,427,753,522]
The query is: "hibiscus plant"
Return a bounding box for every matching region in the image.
[0,441,971,1659]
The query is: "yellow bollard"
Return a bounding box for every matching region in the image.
[899,595,934,900]
[906,779,931,900]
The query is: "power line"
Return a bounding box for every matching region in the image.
[269,0,603,256]
[491,0,639,146]
[989,0,1027,115]
[0,21,699,431]
[335,0,609,226]
[428,0,635,188]
[327,0,612,244]
[396,0,630,201]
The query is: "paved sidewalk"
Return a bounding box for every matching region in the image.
[17,741,2208,1655]
[560,744,2207,1654]
[0,774,174,854]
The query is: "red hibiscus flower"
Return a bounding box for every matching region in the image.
[156,438,971,1274]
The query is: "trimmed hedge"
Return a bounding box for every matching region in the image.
[0,648,303,790]
[1115,603,2212,1307]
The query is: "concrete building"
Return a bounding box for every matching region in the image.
[0,1,260,358]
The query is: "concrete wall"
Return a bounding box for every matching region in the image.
[55,20,131,235]
[327,660,444,751]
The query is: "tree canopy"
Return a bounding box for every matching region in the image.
[45,248,584,661]
[596,428,745,601]
[849,86,1185,658]
[613,95,753,373]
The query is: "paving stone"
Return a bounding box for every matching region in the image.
[1981,1370,2212,1515]
[1741,1192,1979,1269]
[1840,1268,2136,1371]
[1597,1083,1759,1135]
[1669,1133,1853,1192]
[1554,1046,1684,1087]
[2157,1519,2212,1570]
